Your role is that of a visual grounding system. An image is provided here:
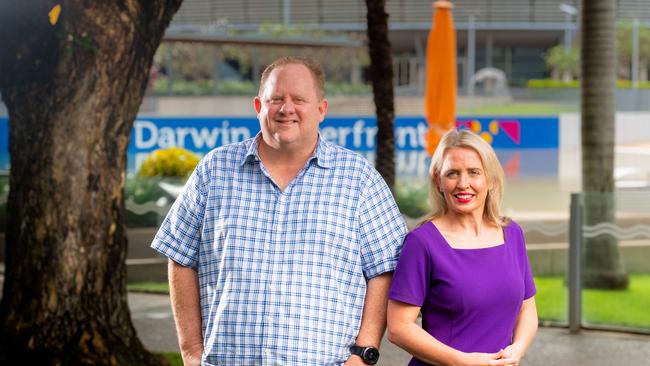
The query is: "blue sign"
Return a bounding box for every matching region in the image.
[0,115,559,177]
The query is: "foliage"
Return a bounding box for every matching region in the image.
[154,43,216,81]
[544,45,580,81]
[617,20,650,65]
[215,80,257,95]
[394,181,430,218]
[324,82,371,95]
[138,147,200,178]
[458,101,578,115]
[158,352,183,366]
[527,79,580,88]
[151,78,370,96]
[151,23,370,91]
[527,79,650,89]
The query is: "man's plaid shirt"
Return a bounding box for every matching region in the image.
[152,134,407,365]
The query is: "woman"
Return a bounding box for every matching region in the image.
[387,129,537,366]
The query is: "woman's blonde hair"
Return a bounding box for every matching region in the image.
[425,129,509,227]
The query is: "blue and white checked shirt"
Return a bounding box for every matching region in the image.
[152,133,407,365]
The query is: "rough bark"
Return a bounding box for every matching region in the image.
[365,0,396,189]
[0,1,183,364]
[581,0,628,289]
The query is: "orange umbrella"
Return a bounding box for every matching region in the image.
[424,0,457,155]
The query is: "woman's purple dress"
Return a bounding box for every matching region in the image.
[388,220,536,366]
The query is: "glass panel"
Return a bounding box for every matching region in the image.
[519,209,570,326]
[125,175,187,282]
[581,191,650,332]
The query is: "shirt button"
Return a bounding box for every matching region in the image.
[265,348,272,355]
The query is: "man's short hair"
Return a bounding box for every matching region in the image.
[258,56,326,100]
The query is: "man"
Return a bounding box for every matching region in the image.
[152,56,407,365]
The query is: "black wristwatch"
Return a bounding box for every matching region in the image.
[350,345,380,365]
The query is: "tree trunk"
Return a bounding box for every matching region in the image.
[365,0,396,189]
[581,0,628,289]
[0,1,183,363]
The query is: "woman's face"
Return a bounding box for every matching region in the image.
[436,147,490,218]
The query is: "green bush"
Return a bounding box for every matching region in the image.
[528,78,650,89]
[394,181,431,219]
[138,147,200,178]
[214,80,256,95]
[151,78,373,96]
[324,82,371,95]
[527,79,580,88]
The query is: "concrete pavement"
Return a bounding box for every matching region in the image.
[129,292,650,366]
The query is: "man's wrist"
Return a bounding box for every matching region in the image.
[350,345,380,365]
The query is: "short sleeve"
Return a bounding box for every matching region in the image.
[150,155,210,270]
[512,221,537,299]
[357,172,408,279]
[388,231,432,306]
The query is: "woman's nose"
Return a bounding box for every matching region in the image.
[457,174,470,189]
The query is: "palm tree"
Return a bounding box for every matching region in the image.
[365,0,396,189]
[581,0,628,289]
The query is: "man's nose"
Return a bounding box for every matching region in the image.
[280,100,295,113]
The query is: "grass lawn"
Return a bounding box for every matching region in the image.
[458,102,577,115]
[127,281,170,294]
[158,352,182,366]
[130,274,650,329]
[535,274,650,328]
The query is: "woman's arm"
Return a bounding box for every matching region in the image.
[387,300,513,366]
[500,297,538,365]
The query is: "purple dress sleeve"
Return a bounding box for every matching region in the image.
[513,222,536,299]
[388,228,433,306]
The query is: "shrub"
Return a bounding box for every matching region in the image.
[138,147,200,178]
[527,79,580,88]
[394,181,431,219]
[527,79,650,89]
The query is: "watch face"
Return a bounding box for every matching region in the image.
[363,347,380,364]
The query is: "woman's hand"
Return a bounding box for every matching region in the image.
[457,350,516,366]
[497,343,524,365]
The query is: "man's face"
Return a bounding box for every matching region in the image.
[254,63,328,151]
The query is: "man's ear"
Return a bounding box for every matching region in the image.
[318,98,329,122]
[254,96,262,115]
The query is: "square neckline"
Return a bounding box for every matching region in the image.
[425,221,507,251]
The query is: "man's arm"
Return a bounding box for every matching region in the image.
[169,259,204,366]
[345,272,393,365]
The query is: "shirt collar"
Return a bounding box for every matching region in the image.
[240,132,334,169]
